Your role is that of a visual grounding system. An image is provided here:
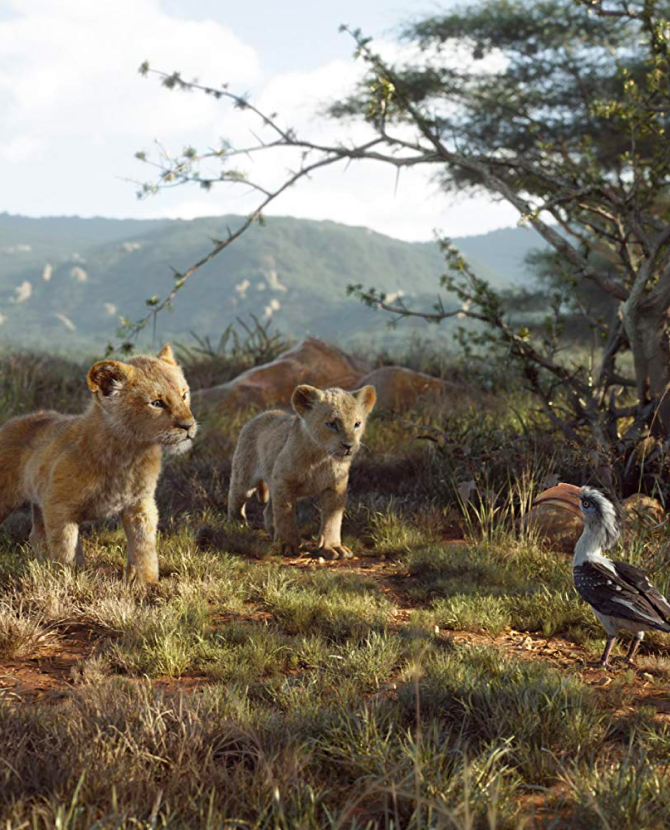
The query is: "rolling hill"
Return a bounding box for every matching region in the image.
[0,213,545,351]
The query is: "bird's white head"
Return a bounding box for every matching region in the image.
[532,482,620,551]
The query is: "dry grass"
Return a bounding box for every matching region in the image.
[0,349,669,827]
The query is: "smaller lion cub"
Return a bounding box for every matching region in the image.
[228,384,376,559]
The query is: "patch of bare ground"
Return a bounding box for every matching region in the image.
[4,548,670,728]
[1,625,98,702]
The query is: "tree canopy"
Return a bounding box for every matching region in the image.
[136,0,670,484]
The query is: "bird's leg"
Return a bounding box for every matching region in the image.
[624,632,644,665]
[588,636,616,668]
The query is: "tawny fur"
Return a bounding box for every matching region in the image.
[0,344,196,583]
[228,384,376,559]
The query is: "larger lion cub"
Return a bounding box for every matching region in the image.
[0,344,196,583]
[228,384,376,559]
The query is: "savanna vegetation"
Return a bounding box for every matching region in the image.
[1,213,507,351]
[139,0,670,489]
[1,339,670,829]
[4,0,670,827]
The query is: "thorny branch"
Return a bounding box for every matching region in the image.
[127,4,670,467]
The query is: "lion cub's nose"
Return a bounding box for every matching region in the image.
[176,418,196,437]
[341,441,354,452]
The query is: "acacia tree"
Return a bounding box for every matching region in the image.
[133,0,670,475]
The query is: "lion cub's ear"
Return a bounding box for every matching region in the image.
[157,343,177,366]
[87,361,133,397]
[292,385,324,416]
[354,385,376,415]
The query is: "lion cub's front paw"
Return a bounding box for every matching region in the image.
[311,545,354,561]
[278,539,302,557]
[125,563,159,585]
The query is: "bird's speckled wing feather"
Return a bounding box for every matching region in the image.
[574,560,670,632]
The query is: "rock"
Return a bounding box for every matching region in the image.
[622,494,665,525]
[194,340,465,414]
[193,337,371,411]
[354,365,464,411]
[523,503,584,551]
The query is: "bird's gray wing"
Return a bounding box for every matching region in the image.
[574,561,670,631]
[612,560,670,622]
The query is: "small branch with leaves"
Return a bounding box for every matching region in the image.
[121,1,670,474]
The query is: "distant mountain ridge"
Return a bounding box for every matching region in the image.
[0,213,545,351]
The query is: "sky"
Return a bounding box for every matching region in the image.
[0,0,519,241]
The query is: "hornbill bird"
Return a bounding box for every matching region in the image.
[532,483,670,668]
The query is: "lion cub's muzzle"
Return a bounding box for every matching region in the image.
[335,441,356,458]
[175,417,197,440]
[163,417,197,455]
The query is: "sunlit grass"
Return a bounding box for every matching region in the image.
[1,348,670,826]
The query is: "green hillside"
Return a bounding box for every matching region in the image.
[0,213,544,351]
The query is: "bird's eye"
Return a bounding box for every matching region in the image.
[326,420,339,431]
[150,399,166,409]
[354,421,361,429]
[582,498,592,509]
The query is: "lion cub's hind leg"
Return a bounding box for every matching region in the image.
[228,461,267,524]
[34,505,86,567]
[29,504,47,558]
[263,497,273,535]
[271,482,301,555]
[43,515,81,568]
[228,485,255,524]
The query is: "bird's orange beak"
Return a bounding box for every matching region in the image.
[532,482,584,520]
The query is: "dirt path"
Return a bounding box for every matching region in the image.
[3,552,670,718]
[0,625,97,702]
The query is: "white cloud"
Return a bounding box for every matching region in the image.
[0,2,519,241]
[0,0,263,220]
[150,48,519,239]
[0,136,43,163]
[0,243,32,253]
[263,257,287,292]
[0,0,262,140]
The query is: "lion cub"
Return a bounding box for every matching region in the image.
[228,384,376,559]
[0,344,196,583]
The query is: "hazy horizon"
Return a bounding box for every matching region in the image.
[0,209,530,243]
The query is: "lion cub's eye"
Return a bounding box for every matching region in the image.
[150,399,166,409]
[326,420,339,431]
[354,421,361,429]
[182,391,188,401]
